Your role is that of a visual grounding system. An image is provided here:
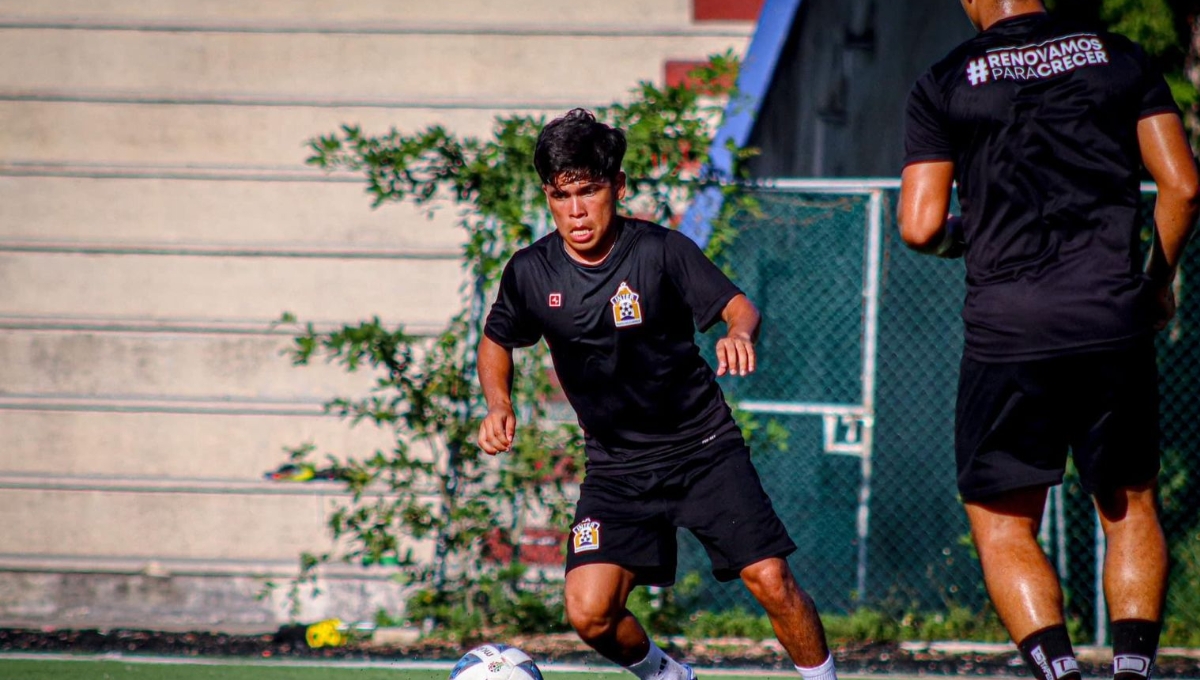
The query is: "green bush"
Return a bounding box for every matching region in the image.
[903,606,1008,643]
[627,573,704,637]
[404,565,569,642]
[684,608,776,640]
[821,608,901,643]
[637,604,1014,644]
[1163,531,1200,646]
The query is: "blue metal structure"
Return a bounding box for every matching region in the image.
[679,0,803,247]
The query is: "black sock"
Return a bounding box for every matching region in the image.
[1112,619,1162,680]
[1019,625,1081,680]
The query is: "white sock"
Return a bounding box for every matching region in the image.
[625,642,687,680]
[796,655,837,680]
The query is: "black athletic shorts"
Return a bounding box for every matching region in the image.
[955,337,1159,502]
[565,428,796,586]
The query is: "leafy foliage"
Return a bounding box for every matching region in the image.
[1048,0,1200,127]
[631,601,1013,644]
[1100,0,1181,56]
[278,52,757,637]
[684,607,777,640]
[1163,532,1200,645]
[625,574,705,637]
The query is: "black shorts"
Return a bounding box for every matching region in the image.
[565,431,796,586]
[956,338,1159,502]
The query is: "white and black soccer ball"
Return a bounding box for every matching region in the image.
[449,644,544,680]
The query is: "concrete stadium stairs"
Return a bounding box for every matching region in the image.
[0,0,757,630]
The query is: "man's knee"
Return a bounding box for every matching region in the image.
[741,558,804,609]
[565,587,622,642]
[966,488,1047,551]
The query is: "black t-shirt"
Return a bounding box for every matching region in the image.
[904,13,1181,361]
[484,217,743,471]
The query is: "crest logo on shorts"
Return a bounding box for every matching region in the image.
[572,518,601,553]
[610,281,642,328]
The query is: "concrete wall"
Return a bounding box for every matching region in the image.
[747,0,974,178]
[0,0,753,631]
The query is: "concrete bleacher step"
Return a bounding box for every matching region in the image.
[0,0,703,29]
[0,253,464,328]
[0,570,407,632]
[0,483,439,565]
[0,177,469,251]
[0,30,746,102]
[0,488,340,561]
[0,102,566,167]
[0,331,374,401]
[0,409,394,480]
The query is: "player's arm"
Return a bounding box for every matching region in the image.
[899,160,963,258]
[477,335,517,454]
[1140,112,1200,328]
[715,293,760,377]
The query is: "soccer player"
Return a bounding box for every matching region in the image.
[899,1,1199,679]
[477,109,836,680]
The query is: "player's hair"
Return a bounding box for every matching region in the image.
[534,108,627,186]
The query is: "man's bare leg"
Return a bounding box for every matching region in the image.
[565,564,690,680]
[965,486,1080,680]
[740,557,832,671]
[1095,482,1167,621]
[964,486,1064,641]
[1095,481,1168,680]
[565,563,648,664]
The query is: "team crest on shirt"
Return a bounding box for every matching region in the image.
[610,281,643,328]
[571,518,601,553]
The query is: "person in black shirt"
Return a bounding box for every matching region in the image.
[900,1,1198,678]
[478,109,836,680]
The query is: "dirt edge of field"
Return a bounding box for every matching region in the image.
[1,628,1199,677]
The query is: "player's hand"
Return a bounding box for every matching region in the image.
[1153,283,1177,331]
[716,333,755,377]
[935,215,966,259]
[478,405,516,455]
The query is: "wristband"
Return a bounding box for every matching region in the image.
[935,215,966,259]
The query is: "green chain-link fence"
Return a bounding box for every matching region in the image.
[677,181,1200,644]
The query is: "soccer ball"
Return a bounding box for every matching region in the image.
[449,644,544,680]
